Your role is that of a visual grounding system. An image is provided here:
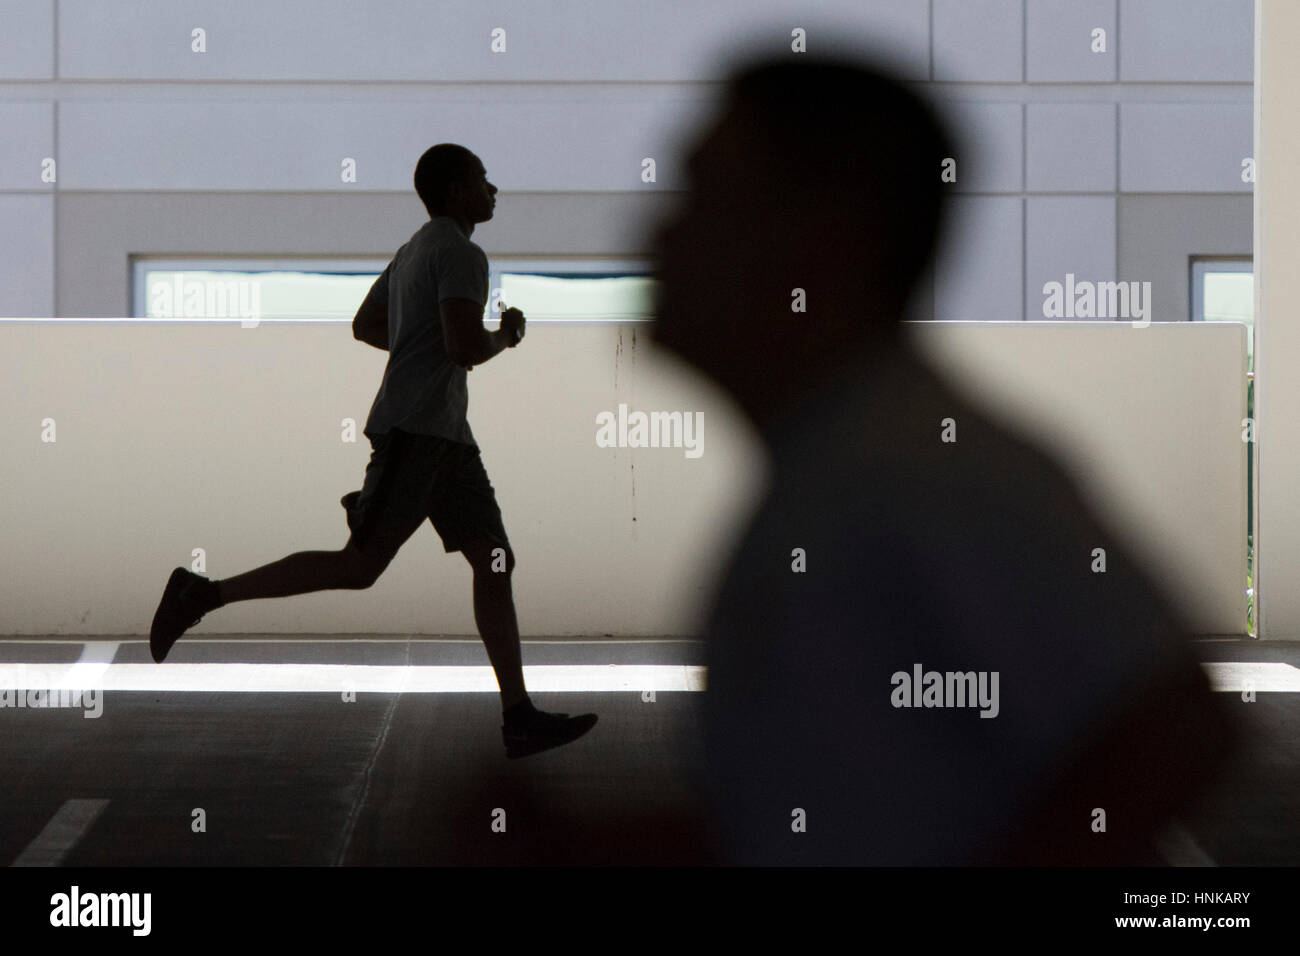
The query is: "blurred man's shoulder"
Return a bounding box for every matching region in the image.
[769,344,1075,512]
[761,343,1187,609]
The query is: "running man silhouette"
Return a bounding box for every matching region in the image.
[649,56,1238,864]
[149,144,597,759]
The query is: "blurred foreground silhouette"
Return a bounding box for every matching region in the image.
[648,53,1239,865]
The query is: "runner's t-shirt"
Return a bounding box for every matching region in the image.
[363,216,489,446]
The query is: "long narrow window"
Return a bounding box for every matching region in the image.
[132,258,387,321]
[131,257,659,326]
[490,259,656,325]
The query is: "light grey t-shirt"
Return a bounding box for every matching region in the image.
[363,216,489,445]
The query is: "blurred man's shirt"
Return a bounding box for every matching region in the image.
[699,340,1237,865]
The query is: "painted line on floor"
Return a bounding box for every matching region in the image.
[51,641,119,690]
[10,799,111,867]
[1155,823,1218,867]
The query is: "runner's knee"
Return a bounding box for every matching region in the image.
[465,541,513,576]
[343,541,387,587]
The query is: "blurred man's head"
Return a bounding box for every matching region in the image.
[651,56,956,427]
[415,144,498,227]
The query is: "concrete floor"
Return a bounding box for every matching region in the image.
[0,637,1295,866]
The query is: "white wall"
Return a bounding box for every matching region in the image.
[0,320,766,637]
[0,319,1246,636]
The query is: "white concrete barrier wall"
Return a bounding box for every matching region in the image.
[0,319,1246,636]
[0,320,766,637]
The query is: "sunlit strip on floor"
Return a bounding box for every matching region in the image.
[0,662,1292,694]
[0,663,708,693]
[1200,661,1300,691]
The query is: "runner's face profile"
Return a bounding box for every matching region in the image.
[453,157,497,223]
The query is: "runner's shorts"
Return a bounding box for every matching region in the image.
[341,428,511,563]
